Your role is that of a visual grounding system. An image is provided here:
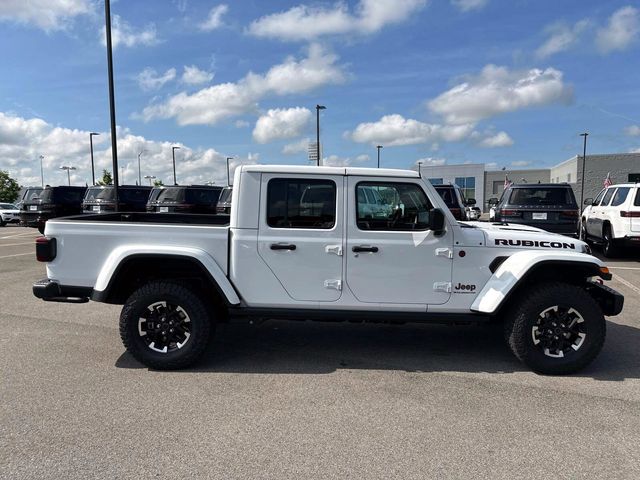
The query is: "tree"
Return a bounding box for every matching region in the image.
[0,170,20,203]
[153,179,164,187]
[97,169,113,186]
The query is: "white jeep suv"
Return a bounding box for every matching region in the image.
[582,183,640,257]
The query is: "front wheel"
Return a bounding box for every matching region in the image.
[504,282,605,375]
[602,225,619,258]
[119,281,213,370]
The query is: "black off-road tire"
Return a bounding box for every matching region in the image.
[0,219,6,227]
[504,282,606,375]
[119,281,213,370]
[602,225,619,258]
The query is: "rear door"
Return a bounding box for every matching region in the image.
[594,188,616,237]
[631,188,640,232]
[585,189,606,236]
[345,177,453,305]
[257,174,344,302]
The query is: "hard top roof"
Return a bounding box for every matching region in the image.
[240,165,420,178]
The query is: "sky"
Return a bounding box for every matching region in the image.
[0,0,639,187]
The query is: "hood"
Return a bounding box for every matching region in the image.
[462,221,589,253]
[1,208,20,214]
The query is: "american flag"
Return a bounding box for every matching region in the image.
[504,174,512,190]
[603,172,612,188]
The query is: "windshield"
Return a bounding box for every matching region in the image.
[85,187,150,203]
[37,189,54,202]
[84,187,106,201]
[508,187,575,206]
[156,187,186,202]
[23,188,43,202]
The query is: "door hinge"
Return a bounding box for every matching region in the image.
[325,245,343,256]
[324,279,342,291]
[435,248,453,259]
[433,281,452,293]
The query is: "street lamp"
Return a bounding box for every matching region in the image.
[144,175,156,186]
[89,132,100,185]
[579,132,589,240]
[104,0,120,211]
[315,104,326,167]
[60,166,76,186]
[172,146,180,185]
[376,145,383,168]
[137,149,147,186]
[39,155,45,187]
[226,157,234,186]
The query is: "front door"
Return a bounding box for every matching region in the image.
[257,174,344,302]
[345,177,453,305]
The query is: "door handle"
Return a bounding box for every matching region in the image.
[352,245,379,253]
[270,243,297,251]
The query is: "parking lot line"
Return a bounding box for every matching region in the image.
[0,232,38,240]
[612,273,640,296]
[0,242,34,248]
[0,252,33,259]
[608,266,640,271]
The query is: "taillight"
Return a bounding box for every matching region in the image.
[561,210,579,217]
[174,204,194,212]
[501,209,522,217]
[35,236,57,262]
[620,211,640,217]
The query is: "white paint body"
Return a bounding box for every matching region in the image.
[44,165,605,315]
[582,183,640,240]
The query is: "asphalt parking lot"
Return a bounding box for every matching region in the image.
[1,224,640,479]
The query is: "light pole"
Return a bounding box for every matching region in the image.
[144,175,156,186]
[172,146,180,185]
[104,0,119,210]
[579,132,589,240]
[315,104,326,166]
[39,155,44,187]
[137,149,146,186]
[60,166,76,186]
[89,132,99,185]
[226,157,233,186]
[376,145,383,168]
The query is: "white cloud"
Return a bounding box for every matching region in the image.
[253,107,312,144]
[282,138,310,155]
[235,120,250,128]
[596,6,639,53]
[347,114,474,146]
[247,0,426,42]
[624,125,640,136]
[102,15,159,49]
[0,0,91,31]
[0,112,257,187]
[137,68,176,91]
[428,65,573,125]
[416,157,446,167]
[139,44,345,126]
[181,65,214,85]
[450,0,488,12]
[199,4,228,31]
[536,19,591,58]
[511,160,531,167]
[478,131,514,148]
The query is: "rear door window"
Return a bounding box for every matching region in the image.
[593,189,606,206]
[601,188,616,206]
[267,179,336,229]
[610,187,630,207]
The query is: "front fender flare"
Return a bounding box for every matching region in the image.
[93,244,241,305]
[471,251,606,315]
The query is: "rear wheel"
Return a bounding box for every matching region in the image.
[0,219,5,227]
[119,281,213,370]
[602,224,619,258]
[504,282,605,375]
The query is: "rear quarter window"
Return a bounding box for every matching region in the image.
[635,189,640,207]
[601,188,616,206]
[610,187,630,207]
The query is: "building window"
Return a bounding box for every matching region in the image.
[628,173,640,183]
[492,180,503,194]
[455,176,476,200]
[428,178,443,185]
[567,173,571,182]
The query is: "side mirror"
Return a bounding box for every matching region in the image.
[466,198,476,206]
[487,197,498,206]
[429,208,445,234]
[583,198,593,205]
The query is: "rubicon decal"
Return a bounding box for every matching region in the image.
[454,283,476,293]
[495,239,575,249]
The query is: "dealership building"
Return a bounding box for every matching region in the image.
[418,153,640,211]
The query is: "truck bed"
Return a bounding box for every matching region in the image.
[57,212,230,226]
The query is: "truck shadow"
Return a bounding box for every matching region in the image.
[116,319,640,380]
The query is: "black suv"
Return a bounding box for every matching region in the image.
[146,185,223,214]
[216,186,232,214]
[20,186,87,233]
[433,184,470,221]
[493,183,579,236]
[82,185,152,213]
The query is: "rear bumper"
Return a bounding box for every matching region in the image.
[620,235,640,246]
[32,278,91,303]
[20,212,52,227]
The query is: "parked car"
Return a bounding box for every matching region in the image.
[0,203,20,226]
[82,185,152,213]
[16,187,43,211]
[467,205,481,220]
[216,186,233,214]
[146,185,223,214]
[493,183,579,236]
[582,183,640,257]
[20,185,87,233]
[434,184,469,220]
[33,165,622,375]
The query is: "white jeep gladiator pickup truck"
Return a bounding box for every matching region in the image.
[33,165,623,374]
